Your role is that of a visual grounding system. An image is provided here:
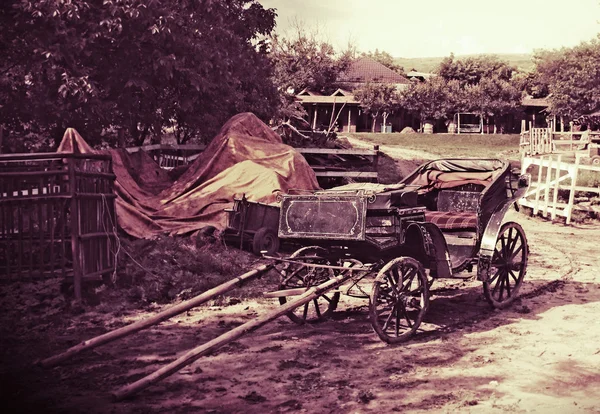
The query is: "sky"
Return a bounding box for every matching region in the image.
[258,0,600,58]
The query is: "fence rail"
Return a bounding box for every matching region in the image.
[520,128,600,157]
[126,144,381,182]
[520,153,600,224]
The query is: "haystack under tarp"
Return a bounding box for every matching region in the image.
[58,113,320,238]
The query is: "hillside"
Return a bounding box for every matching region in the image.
[396,53,535,73]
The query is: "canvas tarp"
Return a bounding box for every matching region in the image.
[58,113,320,238]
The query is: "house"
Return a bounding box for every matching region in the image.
[406,70,436,82]
[296,57,417,133]
[521,95,551,129]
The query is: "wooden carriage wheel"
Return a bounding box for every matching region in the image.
[482,222,528,308]
[369,257,429,344]
[278,246,340,324]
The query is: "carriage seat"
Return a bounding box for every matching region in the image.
[424,188,480,230]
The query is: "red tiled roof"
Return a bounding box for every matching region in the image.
[338,57,410,84]
[521,96,549,107]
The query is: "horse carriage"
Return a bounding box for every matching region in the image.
[266,158,531,343]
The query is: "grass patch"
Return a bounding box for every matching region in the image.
[346,133,521,160]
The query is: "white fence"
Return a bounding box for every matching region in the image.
[520,153,600,224]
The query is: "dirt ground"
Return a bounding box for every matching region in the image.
[2,150,600,413]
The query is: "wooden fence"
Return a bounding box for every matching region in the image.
[126,144,206,169]
[520,153,600,224]
[520,128,600,157]
[126,144,381,183]
[0,153,117,299]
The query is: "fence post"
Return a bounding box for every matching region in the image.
[566,155,580,225]
[551,155,562,220]
[68,157,82,300]
[533,155,545,216]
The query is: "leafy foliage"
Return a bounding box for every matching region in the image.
[398,77,463,123]
[533,39,600,118]
[0,0,280,147]
[354,83,399,132]
[438,54,515,85]
[269,23,353,121]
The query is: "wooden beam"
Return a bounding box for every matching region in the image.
[295,148,378,156]
[38,264,273,368]
[314,171,378,178]
[112,271,351,401]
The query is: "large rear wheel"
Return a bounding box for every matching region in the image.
[370,257,429,344]
[482,222,528,308]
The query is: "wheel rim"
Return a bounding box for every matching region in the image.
[370,257,428,343]
[278,247,339,324]
[484,222,527,307]
[259,234,276,252]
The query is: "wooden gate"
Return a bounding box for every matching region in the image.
[520,154,600,224]
[0,153,117,299]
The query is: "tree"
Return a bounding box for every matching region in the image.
[435,54,521,131]
[438,54,515,85]
[0,0,280,148]
[533,39,600,118]
[268,21,353,121]
[361,49,405,75]
[464,76,522,132]
[398,77,462,126]
[354,83,399,132]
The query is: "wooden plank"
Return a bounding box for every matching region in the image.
[566,156,580,224]
[543,155,553,216]
[296,148,378,156]
[314,171,378,178]
[551,155,562,220]
[533,155,545,216]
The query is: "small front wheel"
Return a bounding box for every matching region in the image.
[278,246,340,324]
[482,221,528,308]
[252,227,280,255]
[369,257,429,344]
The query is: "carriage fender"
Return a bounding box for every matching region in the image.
[404,222,453,279]
[478,197,524,281]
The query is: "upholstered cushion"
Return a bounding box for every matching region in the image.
[425,211,478,230]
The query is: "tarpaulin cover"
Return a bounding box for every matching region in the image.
[58,113,320,238]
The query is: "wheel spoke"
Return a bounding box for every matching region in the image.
[401,268,417,292]
[301,303,309,321]
[500,233,507,257]
[509,269,519,283]
[313,299,321,318]
[492,271,503,296]
[321,294,332,303]
[382,303,397,331]
[488,269,501,284]
[498,275,506,300]
[395,303,401,337]
[505,275,511,297]
[509,242,524,261]
[401,303,413,328]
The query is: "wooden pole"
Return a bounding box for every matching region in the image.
[112,271,350,401]
[457,113,461,134]
[347,107,352,132]
[69,158,82,300]
[0,126,4,154]
[39,264,273,368]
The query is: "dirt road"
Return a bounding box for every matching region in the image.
[2,210,599,413]
[2,140,600,413]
